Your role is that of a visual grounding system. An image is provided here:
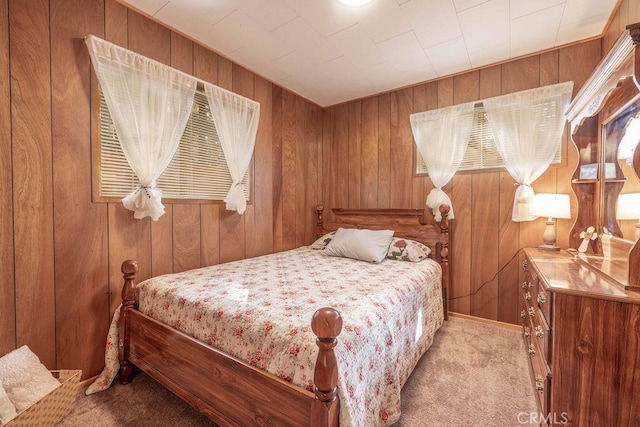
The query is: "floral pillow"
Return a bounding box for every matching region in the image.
[386,237,431,262]
[310,231,336,249]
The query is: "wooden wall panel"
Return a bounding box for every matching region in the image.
[0,0,14,356]
[378,94,391,209]
[151,205,174,276]
[450,174,471,314]
[219,60,245,263]
[105,0,126,46]
[253,75,274,256]
[10,0,56,367]
[295,97,307,246]
[348,101,362,208]
[193,43,220,267]
[272,85,284,251]
[333,104,350,211]
[305,103,321,244]
[173,205,201,272]
[51,0,109,373]
[390,88,413,208]
[470,173,500,319]
[281,90,297,251]
[361,97,378,208]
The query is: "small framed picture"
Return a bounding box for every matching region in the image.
[604,162,617,179]
[580,163,598,180]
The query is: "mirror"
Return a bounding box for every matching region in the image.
[602,96,640,241]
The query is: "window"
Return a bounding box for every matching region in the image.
[416,106,562,174]
[98,88,249,201]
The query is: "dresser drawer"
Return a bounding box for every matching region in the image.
[532,306,552,362]
[527,340,551,425]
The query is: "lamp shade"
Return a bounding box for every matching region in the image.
[529,193,571,219]
[616,193,640,220]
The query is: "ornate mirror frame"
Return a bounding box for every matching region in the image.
[566,22,640,290]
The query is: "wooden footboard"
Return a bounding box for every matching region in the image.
[118,260,342,427]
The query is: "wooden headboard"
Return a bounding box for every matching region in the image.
[314,204,450,319]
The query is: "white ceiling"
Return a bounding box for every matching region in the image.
[120,0,619,107]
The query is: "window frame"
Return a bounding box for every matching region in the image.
[90,82,254,205]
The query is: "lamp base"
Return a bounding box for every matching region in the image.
[538,244,561,251]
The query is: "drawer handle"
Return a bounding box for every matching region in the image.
[523,260,528,268]
[524,326,531,338]
[528,307,535,317]
[522,281,528,289]
[535,375,544,391]
[528,344,536,356]
[535,325,544,338]
[520,310,526,319]
[524,292,531,301]
[537,292,547,304]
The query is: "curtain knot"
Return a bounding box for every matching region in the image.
[514,182,531,188]
[136,185,153,199]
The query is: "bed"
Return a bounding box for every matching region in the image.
[115,204,450,426]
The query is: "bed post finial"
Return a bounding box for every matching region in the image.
[310,307,342,427]
[315,205,325,237]
[119,259,138,385]
[438,205,450,320]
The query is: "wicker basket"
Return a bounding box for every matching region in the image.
[5,370,81,427]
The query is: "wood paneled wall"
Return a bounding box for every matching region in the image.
[321,42,605,324]
[0,0,636,380]
[0,0,322,379]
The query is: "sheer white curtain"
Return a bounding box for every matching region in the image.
[204,83,260,214]
[483,81,573,221]
[410,102,475,221]
[85,35,197,220]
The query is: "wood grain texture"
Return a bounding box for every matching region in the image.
[389,88,413,208]
[10,0,56,367]
[105,0,127,46]
[272,85,284,252]
[552,293,640,425]
[151,205,173,276]
[51,0,109,375]
[173,204,201,273]
[295,96,308,246]
[305,103,322,245]
[127,9,170,64]
[218,61,246,264]
[281,90,297,251]
[501,56,540,94]
[253,75,274,256]
[348,101,362,208]
[450,174,471,314]
[497,172,519,324]
[377,93,391,209]
[361,97,379,208]
[470,172,500,319]
[0,0,14,356]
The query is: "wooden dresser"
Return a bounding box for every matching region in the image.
[520,248,640,426]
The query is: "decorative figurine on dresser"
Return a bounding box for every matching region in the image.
[519,23,640,426]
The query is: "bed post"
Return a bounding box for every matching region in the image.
[118,259,138,385]
[439,205,450,320]
[310,307,342,427]
[315,205,324,237]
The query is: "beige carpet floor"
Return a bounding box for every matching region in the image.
[59,316,538,426]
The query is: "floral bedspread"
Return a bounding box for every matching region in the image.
[90,247,443,426]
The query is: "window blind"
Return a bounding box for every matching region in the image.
[99,89,249,201]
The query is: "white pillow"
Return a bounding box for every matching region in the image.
[321,228,394,263]
[0,346,61,412]
[0,380,17,424]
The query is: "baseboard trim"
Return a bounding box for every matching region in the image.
[448,312,521,332]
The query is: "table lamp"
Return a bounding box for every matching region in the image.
[616,193,640,241]
[529,193,571,251]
